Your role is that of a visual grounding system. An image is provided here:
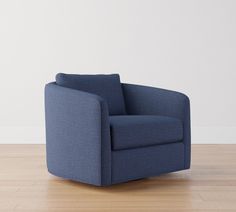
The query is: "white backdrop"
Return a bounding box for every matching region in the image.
[0,0,235,144]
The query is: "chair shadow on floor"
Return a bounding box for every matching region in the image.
[49,171,192,193]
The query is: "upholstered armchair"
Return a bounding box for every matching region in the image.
[45,73,191,186]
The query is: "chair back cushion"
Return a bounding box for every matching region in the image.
[56,73,126,115]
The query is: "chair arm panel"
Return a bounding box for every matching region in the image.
[122,83,191,168]
[45,82,111,186]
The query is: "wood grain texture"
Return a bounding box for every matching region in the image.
[0,144,236,211]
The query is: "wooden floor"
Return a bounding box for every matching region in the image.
[0,145,236,211]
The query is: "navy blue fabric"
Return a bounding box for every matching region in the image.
[110,115,183,150]
[45,79,191,186]
[122,83,191,169]
[56,73,126,115]
[112,142,185,184]
[45,83,111,186]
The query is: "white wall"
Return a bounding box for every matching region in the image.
[0,0,235,144]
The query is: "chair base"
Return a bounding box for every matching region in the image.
[111,142,186,185]
[47,142,189,186]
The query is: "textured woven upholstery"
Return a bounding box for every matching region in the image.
[45,74,191,186]
[110,115,183,150]
[56,73,126,115]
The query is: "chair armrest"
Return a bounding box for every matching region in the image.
[45,82,111,186]
[122,83,191,168]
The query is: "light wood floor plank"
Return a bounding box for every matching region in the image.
[0,144,236,211]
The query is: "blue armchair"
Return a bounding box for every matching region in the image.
[45,73,190,186]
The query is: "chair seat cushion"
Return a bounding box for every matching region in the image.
[109,115,183,150]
